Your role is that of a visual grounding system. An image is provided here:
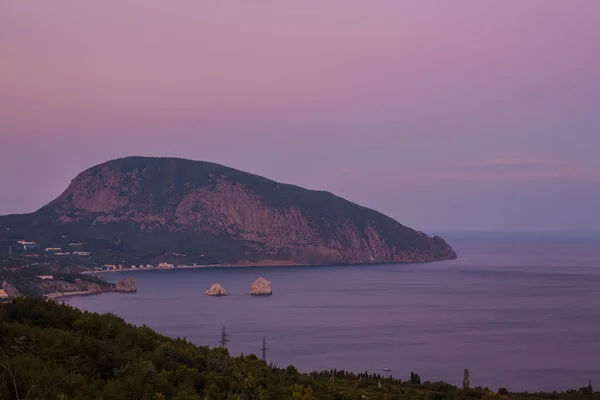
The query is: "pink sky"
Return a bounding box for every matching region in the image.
[1,1,599,231]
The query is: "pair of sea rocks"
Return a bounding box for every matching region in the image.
[205,277,272,296]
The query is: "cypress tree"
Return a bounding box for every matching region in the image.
[463,368,470,390]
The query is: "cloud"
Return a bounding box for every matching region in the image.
[464,159,545,169]
[339,167,361,176]
[454,159,600,183]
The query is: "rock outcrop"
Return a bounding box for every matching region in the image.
[40,279,105,296]
[39,277,137,298]
[87,283,103,294]
[2,281,21,298]
[115,278,137,292]
[0,156,457,265]
[250,278,272,296]
[205,283,228,296]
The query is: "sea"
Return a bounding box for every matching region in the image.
[68,232,600,392]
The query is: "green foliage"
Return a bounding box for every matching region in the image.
[0,297,597,400]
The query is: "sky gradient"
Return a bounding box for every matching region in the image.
[1,1,599,232]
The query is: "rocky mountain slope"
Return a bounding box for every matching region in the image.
[0,157,456,265]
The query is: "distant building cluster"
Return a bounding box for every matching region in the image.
[18,240,40,251]
[101,264,158,271]
[11,240,211,274]
[15,240,90,257]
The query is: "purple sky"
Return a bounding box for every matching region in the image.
[1,1,599,232]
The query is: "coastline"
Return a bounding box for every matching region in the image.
[45,290,103,300]
[82,261,315,274]
[82,257,457,275]
[45,289,137,300]
[82,264,233,274]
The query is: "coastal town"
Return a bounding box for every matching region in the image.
[10,239,94,259]
[5,238,220,272]
[0,237,222,301]
[88,261,222,273]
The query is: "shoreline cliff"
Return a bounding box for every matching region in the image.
[43,278,137,300]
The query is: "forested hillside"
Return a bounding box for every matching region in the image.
[0,298,596,399]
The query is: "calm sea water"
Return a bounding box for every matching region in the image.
[69,232,600,392]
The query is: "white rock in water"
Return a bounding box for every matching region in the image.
[250,277,272,295]
[205,283,228,296]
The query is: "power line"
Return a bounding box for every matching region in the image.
[220,326,230,348]
[260,336,269,363]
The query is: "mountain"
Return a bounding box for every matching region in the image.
[0,157,456,265]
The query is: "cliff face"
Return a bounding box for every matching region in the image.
[2,281,20,298]
[39,278,136,296]
[0,157,456,265]
[114,278,137,292]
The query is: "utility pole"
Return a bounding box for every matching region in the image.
[220,326,229,349]
[8,245,12,256]
[260,336,269,362]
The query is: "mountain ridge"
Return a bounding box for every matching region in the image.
[0,156,457,265]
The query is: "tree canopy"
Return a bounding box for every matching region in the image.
[0,297,597,400]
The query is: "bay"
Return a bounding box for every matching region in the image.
[69,232,600,392]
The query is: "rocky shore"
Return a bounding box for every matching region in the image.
[115,278,137,292]
[44,278,137,299]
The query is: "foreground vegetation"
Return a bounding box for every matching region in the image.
[0,298,598,399]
